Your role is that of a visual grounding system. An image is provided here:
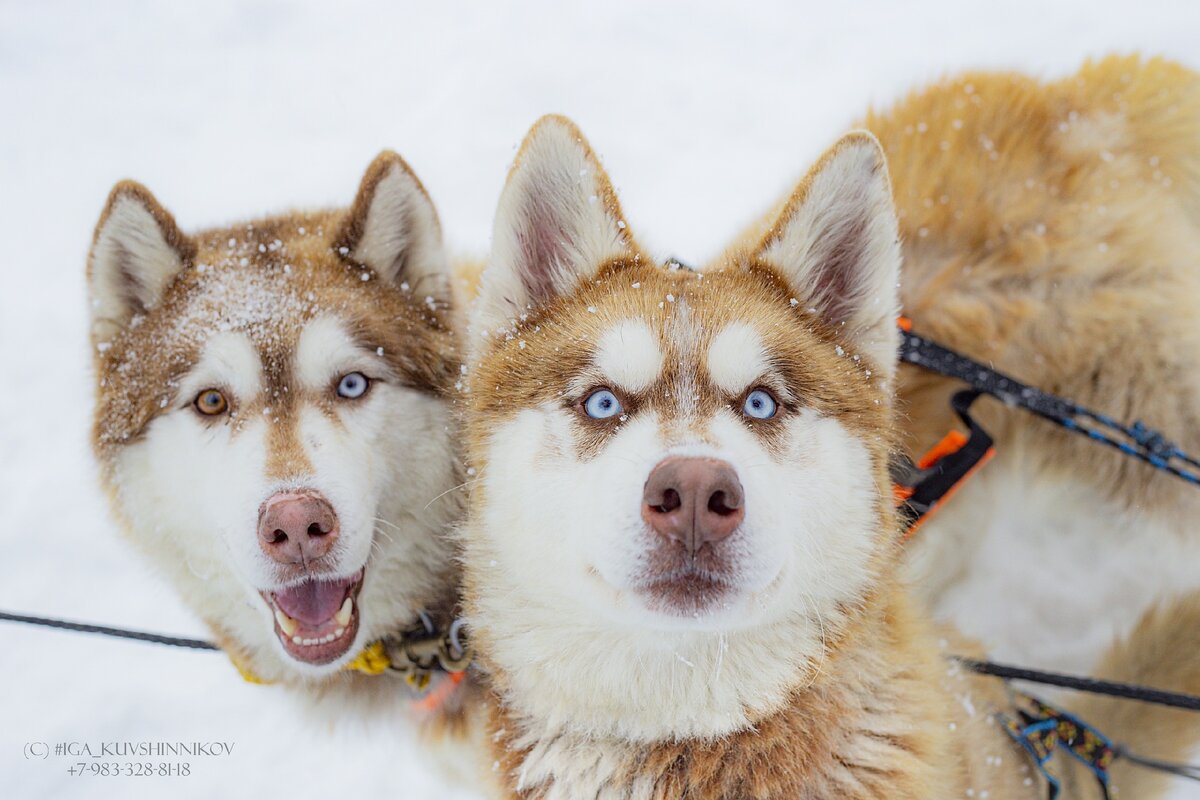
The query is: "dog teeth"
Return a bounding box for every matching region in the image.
[275,608,298,637]
[335,597,354,627]
[279,600,352,648]
[288,627,349,648]
[296,631,345,646]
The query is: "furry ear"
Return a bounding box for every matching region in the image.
[754,131,901,381]
[335,150,448,297]
[473,114,636,338]
[88,181,196,345]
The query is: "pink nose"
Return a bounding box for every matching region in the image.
[257,491,340,565]
[642,457,744,555]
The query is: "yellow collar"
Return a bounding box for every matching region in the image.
[230,640,391,685]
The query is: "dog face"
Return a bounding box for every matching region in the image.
[89,153,461,680]
[464,118,901,739]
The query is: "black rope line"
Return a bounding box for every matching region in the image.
[1114,746,1200,782]
[956,657,1200,711]
[0,610,218,651]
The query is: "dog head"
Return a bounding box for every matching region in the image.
[89,153,462,681]
[464,117,901,740]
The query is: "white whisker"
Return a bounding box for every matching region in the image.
[423,476,483,510]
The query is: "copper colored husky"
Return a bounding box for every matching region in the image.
[459,70,1200,798]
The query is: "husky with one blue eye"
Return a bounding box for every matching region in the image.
[87,153,477,747]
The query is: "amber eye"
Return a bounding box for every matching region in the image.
[194,389,229,416]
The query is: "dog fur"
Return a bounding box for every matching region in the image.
[87,152,478,746]
[460,104,1200,798]
[869,55,1200,678]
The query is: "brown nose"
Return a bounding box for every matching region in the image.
[642,457,744,555]
[257,491,340,565]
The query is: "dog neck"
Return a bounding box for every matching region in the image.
[479,581,1016,800]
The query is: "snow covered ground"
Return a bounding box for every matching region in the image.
[2,1,1198,797]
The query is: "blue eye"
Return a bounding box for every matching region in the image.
[337,372,370,399]
[743,389,777,420]
[583,388,622,419]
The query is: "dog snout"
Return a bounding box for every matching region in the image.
[642,457,744,554]
[257,491,340,565]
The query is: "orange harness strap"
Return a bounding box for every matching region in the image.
[410,670,467,714]
[893,390,996,540]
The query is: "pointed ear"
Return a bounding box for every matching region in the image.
[335,150,448,297]
[88,181,196,344]
[474,114,637,338]
[754,131,901,381]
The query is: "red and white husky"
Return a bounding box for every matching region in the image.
[458,114,1200,798]
[87,152,471,730]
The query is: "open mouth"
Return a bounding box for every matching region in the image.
[261,569,364,665]
[637,567,734,615]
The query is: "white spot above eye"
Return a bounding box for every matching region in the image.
[707,322,769,394]
[295,316,365,390]
[184,332,262,402]
[593,319,664,393]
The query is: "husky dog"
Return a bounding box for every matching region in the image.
[87,152,473,730]
[459,114,1200,798]
[874,55,1200,677]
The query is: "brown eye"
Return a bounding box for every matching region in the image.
[194,389,229,416]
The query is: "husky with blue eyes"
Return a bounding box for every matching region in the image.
[459,115,1200,799]
[87,153,476,739]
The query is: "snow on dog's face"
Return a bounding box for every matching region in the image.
[88,153,461,681]
[465,118,902,740]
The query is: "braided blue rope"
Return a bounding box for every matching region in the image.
[1058,416,1200,486]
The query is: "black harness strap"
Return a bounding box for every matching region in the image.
[897,324,1200,488]
[898,327,1073,419]
[892,321,1200,534]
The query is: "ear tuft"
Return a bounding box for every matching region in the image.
[88,181,195,344]
[755,131,901,381]
[473,115,636,340]
[335,151,448,296]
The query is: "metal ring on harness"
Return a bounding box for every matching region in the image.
[447,617,467,662]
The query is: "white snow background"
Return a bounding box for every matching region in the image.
[2,1,1199,797]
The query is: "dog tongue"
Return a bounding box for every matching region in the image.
[274,578,352,625]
